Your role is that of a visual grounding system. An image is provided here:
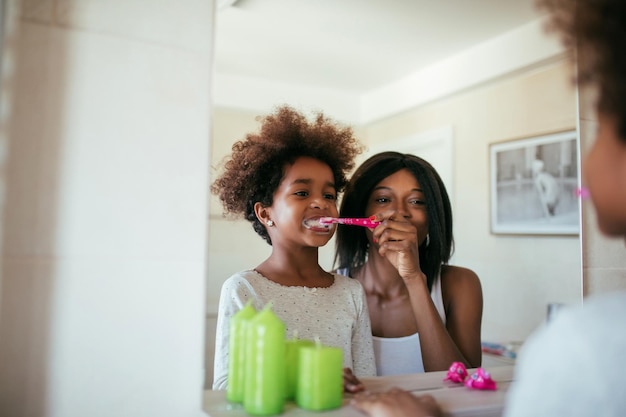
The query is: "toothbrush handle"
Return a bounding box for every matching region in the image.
[341,218,380,228]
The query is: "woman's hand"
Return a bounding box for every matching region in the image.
[370,211,425,281]
[351,388,442,417]
[343,367,365,393]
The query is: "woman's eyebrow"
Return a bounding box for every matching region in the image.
[372,185,423,193]
[372,185,391,192]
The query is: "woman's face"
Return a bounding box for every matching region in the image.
[583,112,626,238]
[364,168,429,243]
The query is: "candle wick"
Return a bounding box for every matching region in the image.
[314,336,321,347]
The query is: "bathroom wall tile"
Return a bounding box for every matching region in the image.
[40,258,206,414]
[583,267,626,296]
[579,118,598,153]
[579,116,626,295]
[582,214,626,270]
[2,2,214,414]
[55,0,213,52]
[4,23,66,256]
[8,23,212,260]
[580,120,626,273]
[0,258,54,417]
[20,0,54,24]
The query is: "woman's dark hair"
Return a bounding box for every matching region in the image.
[538,0,626,140]
[210,105,363,245]
[334,151,453,292]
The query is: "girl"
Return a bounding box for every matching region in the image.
[211,105,376,390]
[335,152,483,376]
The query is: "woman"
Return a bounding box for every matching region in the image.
[335,151,482,375]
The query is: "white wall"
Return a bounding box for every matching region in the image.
[0,1,213,416]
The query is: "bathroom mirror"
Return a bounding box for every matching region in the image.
[205,0,583,386]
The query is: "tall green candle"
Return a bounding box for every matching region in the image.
[227,300,257,403]
[244,303,286,416]
[296,341,343,411]
[285,334,314,400]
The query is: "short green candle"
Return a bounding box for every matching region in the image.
[285,335,314,400]
[226,301,256,403]
[296,342,343,411]
[244,303,286,416]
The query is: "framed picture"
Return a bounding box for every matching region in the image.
[489,130,580,235]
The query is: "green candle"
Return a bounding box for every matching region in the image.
[227,300,256,403]
[296,340,343,411]
[244,303,286,416]
[285,334,314,400]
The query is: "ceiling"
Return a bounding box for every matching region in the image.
[214,0,545,95]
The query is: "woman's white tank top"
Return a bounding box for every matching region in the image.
[372,273,446,376]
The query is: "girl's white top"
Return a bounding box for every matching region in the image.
[212,270,376,390]
[372,273,446,376]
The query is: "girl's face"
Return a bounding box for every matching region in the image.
[265,156,339,247]
[583,112,626,238]
[364,168,429,244]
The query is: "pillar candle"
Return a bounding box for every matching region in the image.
[285,335,314,400]
[244,303,286,416]
[226,300,257,403]
[296,341,343,411]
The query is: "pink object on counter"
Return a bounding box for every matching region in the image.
[444,361,468,383]
[465,368,497,391]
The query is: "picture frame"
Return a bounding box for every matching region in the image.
[489,130,580,235]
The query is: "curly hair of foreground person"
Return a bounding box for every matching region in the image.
[537,0,626,139]
[211,105,363,244]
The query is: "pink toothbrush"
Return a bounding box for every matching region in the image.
[318,217,380,228]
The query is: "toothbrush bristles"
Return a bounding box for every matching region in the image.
[318,217,336,225]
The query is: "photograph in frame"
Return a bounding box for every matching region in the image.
[490,130,580,235]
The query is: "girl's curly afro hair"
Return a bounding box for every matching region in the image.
[538,0,626,140]
[211,105,363,245]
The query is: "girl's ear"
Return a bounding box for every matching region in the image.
[254,202,272,225]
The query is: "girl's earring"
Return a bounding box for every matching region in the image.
[425,233,430,247]
[267,220,274,227]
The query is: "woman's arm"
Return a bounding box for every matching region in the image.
[440,265,483,367]
[372,212,482,371]
[402,270,482,371]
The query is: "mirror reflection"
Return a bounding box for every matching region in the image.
[205,0,583,387]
